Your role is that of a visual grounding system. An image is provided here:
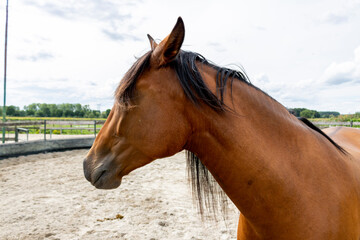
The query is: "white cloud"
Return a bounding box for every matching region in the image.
[320,12,348,25]
[23,0,143,43]
[320,46,360,85]
[319,0,360,25]
[253,73,270,84]
[17,52,54,62]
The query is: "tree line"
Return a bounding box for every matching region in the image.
[0,103,111,118]
[0,104,357,120]
[288,108,340,119]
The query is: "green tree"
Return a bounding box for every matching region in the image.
[101,109,111,118]
[318,111,340,118]
[300,109,320,118]
[24,103,39,116]
[35,111,44,117]
[92,110,100,118]
[39,104,51,117]
[6,105,19,116]
[289,108,307,117]
[82,105,92,117]
[8,103,112,118]
[53,109,63,117]
[48,104,58,117]
[63,109,74,117]
[19,110,26,116]
[25,109,35,116]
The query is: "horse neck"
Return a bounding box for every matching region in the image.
[184,65,344,224]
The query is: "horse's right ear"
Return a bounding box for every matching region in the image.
[152,17,185,66]
[147,34,157,50]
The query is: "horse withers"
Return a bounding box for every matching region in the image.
[83,17,360,239]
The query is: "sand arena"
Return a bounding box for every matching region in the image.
[0,149,238,240]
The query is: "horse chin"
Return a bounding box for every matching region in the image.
[92,171,122,190]
[93,177,122,190]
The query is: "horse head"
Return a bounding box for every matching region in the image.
[83,18,192,189]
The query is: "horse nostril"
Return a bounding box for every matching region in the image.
[83,158,92,182]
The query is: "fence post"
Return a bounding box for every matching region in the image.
[350,121,353,127]
[94,120,97,138]
[15,126,18,142]
[44,120,47,141]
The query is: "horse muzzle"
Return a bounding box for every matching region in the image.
[83,157,121,189]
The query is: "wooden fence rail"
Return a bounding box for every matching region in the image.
[0,120,106,127]
[312,121,360,127]
[0,121,45,126]
[0,120,106,143]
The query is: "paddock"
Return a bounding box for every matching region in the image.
[0,149,238,240]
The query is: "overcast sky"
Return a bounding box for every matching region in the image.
[0,0,359,113]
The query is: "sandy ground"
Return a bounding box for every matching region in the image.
[0,149,239,240]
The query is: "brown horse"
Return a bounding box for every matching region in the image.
[83,17,360,239]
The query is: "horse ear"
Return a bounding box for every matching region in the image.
[147,34,157,50]
[152,17,185,66]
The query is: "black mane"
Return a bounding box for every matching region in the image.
[115,51,152,109]
[171,50,251,112]
[116,50,251,111]
[297,117,346,154]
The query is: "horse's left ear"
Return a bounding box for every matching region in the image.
[152,17,185,66]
